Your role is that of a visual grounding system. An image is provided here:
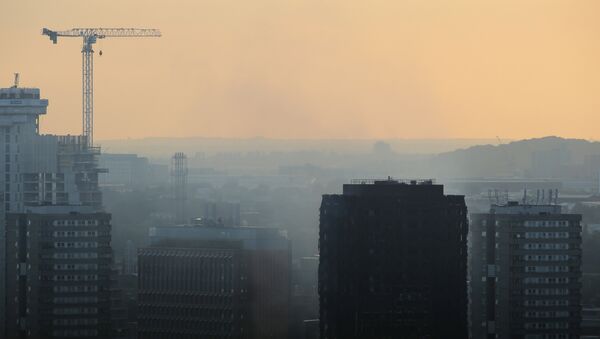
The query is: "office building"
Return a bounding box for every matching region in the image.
[470,201,582,339]
[319,178,469,338]
[137,224,291,338]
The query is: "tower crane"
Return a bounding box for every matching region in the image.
[42,28,161,147]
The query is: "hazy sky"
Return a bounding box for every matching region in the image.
[1,0,599,140]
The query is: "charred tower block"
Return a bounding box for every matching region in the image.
[470,202,582,339]
[319,179,469,339]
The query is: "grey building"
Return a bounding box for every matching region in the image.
[99,153,165,189]
[202,201,241,227]
[137,225,291,339]
[470,201,582,339]
[5,210,115,338]
[319,179,469,338]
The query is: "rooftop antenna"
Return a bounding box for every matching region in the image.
[12,73,19,88]
[548,189,553,205]
[522,188,527,204]
[555,188,559,205]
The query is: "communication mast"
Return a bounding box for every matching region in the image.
[170,152,188,224]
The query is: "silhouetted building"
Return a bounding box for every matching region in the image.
[5,209,116,338]
[137,225,291,338]
[470,201,582,339]
[319,178,469,338]
[290,256,319,339]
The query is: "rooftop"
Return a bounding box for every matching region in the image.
[342,177,446,197]
[149,225,289,250]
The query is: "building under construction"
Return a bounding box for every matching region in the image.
[0,79,122,338]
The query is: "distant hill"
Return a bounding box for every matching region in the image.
[97,137,499,158]
[430,136,600,179]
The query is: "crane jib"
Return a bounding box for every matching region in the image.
[41,27,161,147]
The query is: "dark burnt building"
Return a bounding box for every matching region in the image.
[319,179,469,339]
[137,224,291,339]
[470,201,582,339]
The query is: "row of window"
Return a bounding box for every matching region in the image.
[524,322,568,329]
[525,232,569,239]
[526,266,570,273]
[55,242,98,249]
[524,311,569,318]
[52,220,100,227]
[53,296,98,304]
[524,299,569,306]
[524,277,570,284]
[53,252,98,259]
[524,255,570,261]
[524,221,570,227]
[52,318,98,326]
[139,293,233,306]
[52,307,98,315]
[53,274,98,282]
[524,243,569,250]
[53,285,98,293]
[524,288,569,296]
[53,231,97,238]
[54,264,98,271]
[138,306,235,319]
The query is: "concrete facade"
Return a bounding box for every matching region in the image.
[470,202,582,339]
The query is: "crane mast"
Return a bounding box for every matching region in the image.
[42,28,161,147]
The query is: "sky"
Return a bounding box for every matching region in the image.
[1,0,599,140]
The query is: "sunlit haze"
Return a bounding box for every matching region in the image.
[1,0,599,140]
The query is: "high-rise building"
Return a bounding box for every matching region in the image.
[0,81,120,338]
[470,201,582,339]
[319,178,469,338]
[137,224,291,339]
[5,209,115,338]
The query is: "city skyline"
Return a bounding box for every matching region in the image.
[1,0,599,140]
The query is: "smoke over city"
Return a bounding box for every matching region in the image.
[1,1,600,338]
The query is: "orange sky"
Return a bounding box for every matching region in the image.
[1,0,599,140]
